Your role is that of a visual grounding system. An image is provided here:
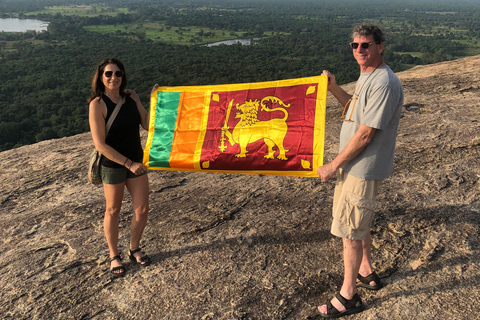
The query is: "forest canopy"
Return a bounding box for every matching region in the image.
[1,0,479,151]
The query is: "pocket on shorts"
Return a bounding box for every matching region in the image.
[342,192,375,230]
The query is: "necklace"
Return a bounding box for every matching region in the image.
[341,61,384,122]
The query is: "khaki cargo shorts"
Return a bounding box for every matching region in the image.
[331,169,382,240]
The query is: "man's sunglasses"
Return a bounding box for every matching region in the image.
[104,70,124,78]
[349,42,374,50]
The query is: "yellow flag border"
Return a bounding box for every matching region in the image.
[143,88,159,167]
[144,75,328,177]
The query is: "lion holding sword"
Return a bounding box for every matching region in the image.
[219,96,290,160]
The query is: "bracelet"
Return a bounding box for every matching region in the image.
[123,158,129,167]
[127,160,134,170]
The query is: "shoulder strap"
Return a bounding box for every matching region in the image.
[105,97,125,134]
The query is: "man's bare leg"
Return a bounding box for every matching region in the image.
[318,238,363,314]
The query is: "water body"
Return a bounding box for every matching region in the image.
[203,38,262,47]
[0,18,49,32]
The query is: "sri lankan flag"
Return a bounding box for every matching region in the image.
[143,75,328,177]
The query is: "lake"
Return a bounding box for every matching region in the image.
[0,18,49,33]
[203,38,262,47]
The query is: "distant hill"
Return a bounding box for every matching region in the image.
[0,56,479,319]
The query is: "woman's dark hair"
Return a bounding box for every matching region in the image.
[88,58,128,102]
[352,23,386,44]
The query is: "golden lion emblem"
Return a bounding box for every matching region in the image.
[219,96,290,160]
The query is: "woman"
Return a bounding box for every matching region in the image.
[88,58,158,277]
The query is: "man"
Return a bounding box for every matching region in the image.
[317,24,404,318]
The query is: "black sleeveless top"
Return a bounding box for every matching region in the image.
[101,94,143,168]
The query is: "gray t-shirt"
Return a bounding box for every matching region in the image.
[339,65,404,180]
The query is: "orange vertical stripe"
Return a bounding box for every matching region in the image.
[169,91,206,169]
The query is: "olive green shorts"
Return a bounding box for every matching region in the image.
[101,165,147,185]
[331,169,382,240]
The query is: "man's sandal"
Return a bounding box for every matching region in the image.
[110,255,126,278]
[129,248,151,267]
[318,292,365,318]
[357,272,383,290]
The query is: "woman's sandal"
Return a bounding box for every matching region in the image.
[110,255,126,278]
[129,248,151,267]
[318,292,365,318]
[357,272,383,290]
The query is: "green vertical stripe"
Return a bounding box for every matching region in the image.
[149,91,181,168]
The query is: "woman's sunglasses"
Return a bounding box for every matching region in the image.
[349,42,373,50]
[104,70,124,78]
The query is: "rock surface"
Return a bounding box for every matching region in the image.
[1,56,479,320]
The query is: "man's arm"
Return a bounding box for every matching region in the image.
[322,70,352,108]
[317,124,376,182]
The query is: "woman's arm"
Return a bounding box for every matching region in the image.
[128,84,159,131]
[127,90,149,131]
[89,98,130,166]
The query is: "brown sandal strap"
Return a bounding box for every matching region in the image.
[110,255,122,262]
[357,272,380,285]
[130,248,142,255]
[335,293,362,310]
